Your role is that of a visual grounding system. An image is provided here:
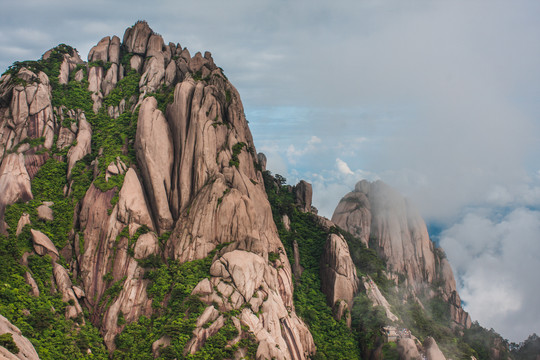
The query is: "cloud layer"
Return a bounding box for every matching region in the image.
[440,207,540,342]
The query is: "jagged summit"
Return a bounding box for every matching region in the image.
[0,21,315,359]
[0,21,519,360]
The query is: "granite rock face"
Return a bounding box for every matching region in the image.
[293,180,313,213]
[0,21,318,358]
[332,180,471,328]
[0,315,40,360]
[0,153,32,233]
[320,233,359,327]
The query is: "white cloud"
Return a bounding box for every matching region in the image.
[440,208,540,342]
[336,158,354,175]
[286,136,324,164]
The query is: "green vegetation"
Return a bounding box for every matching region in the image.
[229,142,246,168]
[145,83,175,113]
[511,333,540,360]
[112,243,257,359]
[0,333,19,354]
[263,171,361,359]
[0,231,108,359]
[0,39,521,360]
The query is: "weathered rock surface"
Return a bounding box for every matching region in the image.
[0,21,319,358]
[58,49,84,85]
[332,180,471,328]
[398,337,422,360]
[257,152,267,171]
[134,96,174,233]
[105,157,127,182]
[52,262,84,319]
[30,229,59,260]
[0,153,32,233]
[66,114,92,178]
[193,250,315,360]
[24,272,40,297]
[123,21,153,55]
[16,213,30,236]
[77,174,156,349]
[320,233,359,326]
[361,276,398,322]
[424,337,446,360]
[36,202,53,221]
[0,69,55,158]
[0,314,40,360]
[294,180,312,213]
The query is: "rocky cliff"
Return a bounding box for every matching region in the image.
[0,21,314,359]
[0,20,521,360]
[332,180,471,328]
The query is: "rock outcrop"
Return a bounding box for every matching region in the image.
[361,275,398,322]
[30,229,59,260]
[0,315,40,360]
[134,97,174,233]
[0,153,32,233]
[293,180,312,213]
[320,233,359,326]
[424,337,447,360]
[397,338,422,360]
[332,180,471,328]
[1,21,312,357]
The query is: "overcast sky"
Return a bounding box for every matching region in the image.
[2,0,539,343]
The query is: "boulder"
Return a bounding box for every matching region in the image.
[88,66,104,112]
[139,53,165,93]
[30,229,59,260]
[151,336,171,358]
[282,214,290,231]
[37,202,53,221]
[108,36,121,64]
[101,63,119,97]
[56,127,76,149]
[116,168,154,229]
[16,213,31,236]
[398,338,422,360]
[105,157,127,182]
[188,52,207,73]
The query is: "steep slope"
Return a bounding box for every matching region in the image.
[332,180,471,329]
[0,21,314,359]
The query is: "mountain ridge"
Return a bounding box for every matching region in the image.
[0,20,530,360]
